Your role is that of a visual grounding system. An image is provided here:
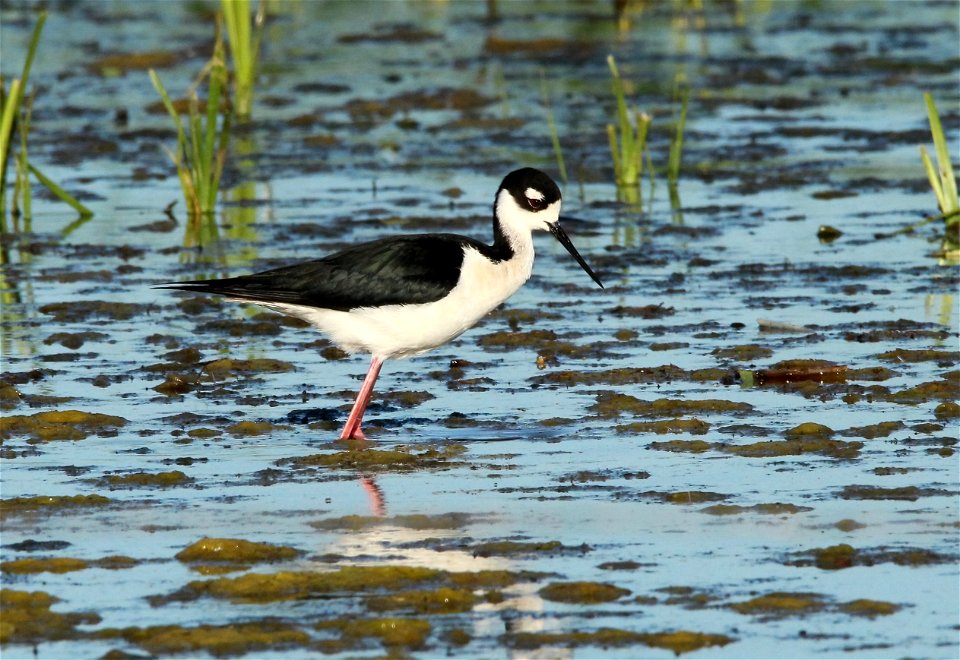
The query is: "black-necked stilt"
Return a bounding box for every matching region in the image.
[158,168,603,440]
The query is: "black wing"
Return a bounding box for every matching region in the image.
[157,234,483,311]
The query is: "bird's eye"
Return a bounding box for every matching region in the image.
[526,195,547,211]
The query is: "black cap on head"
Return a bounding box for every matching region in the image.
[499,168,562,213]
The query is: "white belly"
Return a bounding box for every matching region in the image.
[268,245,534,359]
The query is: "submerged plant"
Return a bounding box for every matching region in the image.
[221,0,265,121]
[539,71,567,185]
[605,54,652,189]
[1,11,92,225]
[667,75,689,189]
[149,24,232,222]
[919,92,959,259]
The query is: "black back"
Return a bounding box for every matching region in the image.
[164,234,485,311]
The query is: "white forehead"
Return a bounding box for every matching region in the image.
[524,187,545,201]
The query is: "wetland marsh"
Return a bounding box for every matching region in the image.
[1,1,958,658]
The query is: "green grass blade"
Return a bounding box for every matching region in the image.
[28,162,93,217]
[607,123,622,182]
[148,70,188,147]
[18,12,47,94]
[1,79,22,179]
[17,93,33,218]
[607,55,634,172]
[3,11,47,176]
[920,146,946,211]
[923,92,958,212]
[539,71,567,185]
[668,87,689,186]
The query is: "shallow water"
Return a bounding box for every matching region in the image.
[1,1,958,658]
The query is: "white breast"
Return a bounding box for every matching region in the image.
[267,243,535,359]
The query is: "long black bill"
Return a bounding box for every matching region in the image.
[549,222,604,288]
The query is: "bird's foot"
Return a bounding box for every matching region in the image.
[338,425,367,442]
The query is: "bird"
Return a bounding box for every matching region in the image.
[157,168,604,440]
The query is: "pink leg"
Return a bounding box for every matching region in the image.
[339,356,384,441]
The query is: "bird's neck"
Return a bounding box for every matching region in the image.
[490,195,536,264]
[490,216,519,262]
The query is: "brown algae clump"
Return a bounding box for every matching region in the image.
[287,443,466,472]
[701,503,813,516]
[311,512,476,531]
[784,422,834,438]
[365,586,475,614]
[876,348,959,363]
[838,485,950,501]
[226,421,285,437]
[1,494,111,519]
[531,365,689,387]
[2,555,138,574]
[2,557,89,574]
[728,592,827,617]
[591,392,752,419]
[648,439,713,453]
[617,419,711,435]
[202,357,295,379]
[158,565,442,604]
[934,401,960,419]
[0,410,127,441]
[722,438,862,459]
[470,540,568,557]
[317,617,431,650]
[712,344,774,361]
[99,470,194,489]
[99,622,310,656]
[176,538,301,564]
[644,490,729,504]
[843,421,905,439]
[539,581,631,604]
[507,628,733,654]
[788,543,954,570]
[1,589,101,644]
[800,543,858,570]
[839,598,901,617]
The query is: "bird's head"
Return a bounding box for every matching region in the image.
[495,168,604,288]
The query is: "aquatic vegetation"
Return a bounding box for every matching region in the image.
[317,617,431,650]
[919,92,959,258]
[148,25,231,222]
[176,537,300,564]
[99,622,309,657]
[506,628,734,654]
[728,592,826,617]
[538,581,631,604]
[605,55,652,191]
[365,587,476,614]
[539,71,567,184]
[667,75,689,189]
[0,12,91,225]
[788,543,956,570]
[221,0,265,120]
[0,494,111,519]
[1,555,136,574]
[0,589,100,645]
[98,470,194,489]
[0,410,127,441]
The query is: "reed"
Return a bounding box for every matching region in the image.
[149,24,232,220]
[221,0,265,121]
[605,54,651,188]
[1,12,91,222]
[667,76,689,188]
[919,93,958,228]
[539,71,567,185]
